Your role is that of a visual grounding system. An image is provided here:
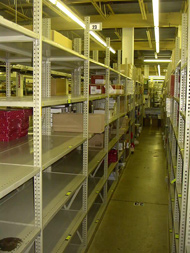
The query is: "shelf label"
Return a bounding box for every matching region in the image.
[171,178,176,184]
[65,235,72,241]
[175,234,179,239]
[66,191,72,196]
[90,22,102,31]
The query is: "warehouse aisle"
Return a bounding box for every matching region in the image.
[88,127,169,253]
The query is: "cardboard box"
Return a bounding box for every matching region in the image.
[51,30,72,50]
[89,133,104,149]
[53,113,105,133]
[51,78,68,96]
[121,117,130,129]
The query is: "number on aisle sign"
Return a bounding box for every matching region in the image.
[90,23,102,31]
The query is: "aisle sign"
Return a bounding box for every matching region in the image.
[90,23,102,31]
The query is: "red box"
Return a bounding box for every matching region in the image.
[91,75,104,84]
[170,75,175,97]
[0,109,32,142]
[108,149,118,164]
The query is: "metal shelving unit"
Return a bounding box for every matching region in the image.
[166,10,190,253]
[0,2,135,252]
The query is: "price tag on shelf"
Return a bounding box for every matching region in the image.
[90,23,102,31]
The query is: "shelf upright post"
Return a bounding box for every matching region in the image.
[93,50,99,61]
[123,77,128,161]
[74,38,82,54]
[73,38,82,112]
[104,37,110,202]
[118,50,121,84]
[82,16,90,248]
[175,14,188,253]
[184,2,190,251]
[33,0,43,251]
[42,18,51,136]
[6,61,11,97]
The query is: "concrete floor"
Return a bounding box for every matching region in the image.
[88,127,169,253]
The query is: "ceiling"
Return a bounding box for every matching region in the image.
[0,0,186,75]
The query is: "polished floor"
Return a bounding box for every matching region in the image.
[88,127,169,253]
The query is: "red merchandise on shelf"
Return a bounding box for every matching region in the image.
[0,109,32,142]
[91,75,104,84]
[108,149,118,164]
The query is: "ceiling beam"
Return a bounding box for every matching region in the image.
[138,0,147,20]
[0,2,32,20]
[65,0,137,3]
[146,29,152,49]
[51,13,181,30]
[91,1,107,20]
[107,4,115,15]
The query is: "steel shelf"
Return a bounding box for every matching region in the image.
[180,111,186,120]
[0,95,87,107]
[0,173,85,229]
[88,149,107,175]
[174,97,180,103]
[0,15,38,40]
[0,133,86,169]
[107,180,117,201]
[44,209,85,253]
[89,94,107,101]
[88,177,105,211]
[87,203,106,244]
[0,164,39,199]
[109,112,126,124]
[0,223,40,253]
[89,58,108,70]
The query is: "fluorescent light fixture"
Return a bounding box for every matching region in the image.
[158,64,160,76]
[144,59,172,63]
[152,0,159,27]
[155,52,158,59]
[109,47,116,54]
[149,75,165,79]
[154,26,159,53]
[152,0,159,54]
[90,32,116,54]
[90,31,107,47]
[153,80,164,82]
[56,1,86,29]
[48,0,116,54]
[49,0,56,4]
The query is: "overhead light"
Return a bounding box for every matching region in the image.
[154,27,159,53]
[149,75,165,79]
[158,64,160,76]
[153,80,164,82]
[90,31,107,47]
[144,59,172,63]
[48,0,116,54]
[49,0,57,4]
[56,1,86,29]
[155,52,158,59]
[152,0,159,54]
[152,0,159,27]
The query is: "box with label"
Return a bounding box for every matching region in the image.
[91,75,105,84]
[89,133,104,149]
[53,113,105,133]
[51,78,68,96]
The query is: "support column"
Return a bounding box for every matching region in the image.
[122,28,134,65]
